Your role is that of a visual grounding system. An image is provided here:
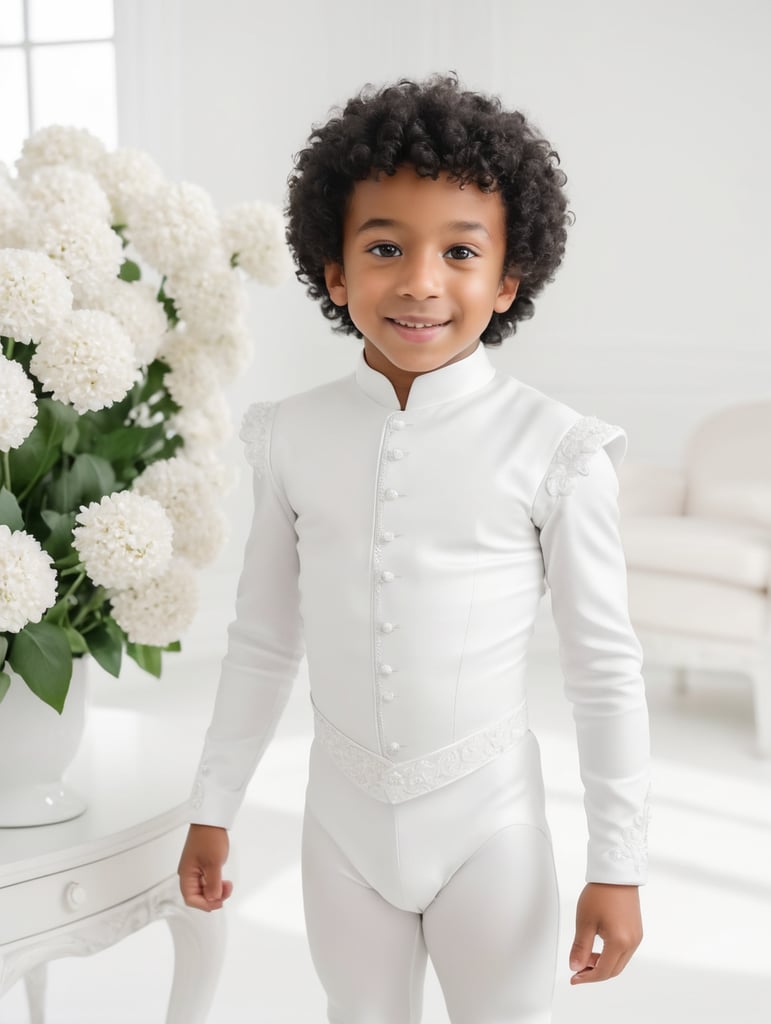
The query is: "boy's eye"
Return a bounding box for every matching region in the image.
[446,245,476,260]
[368,243,401,258]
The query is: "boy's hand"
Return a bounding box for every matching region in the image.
[569,882,643,984]
[178,823,233,912]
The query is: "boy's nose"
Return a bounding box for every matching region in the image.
[396,253,442,300]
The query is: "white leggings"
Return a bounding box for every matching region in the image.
[301,730,561,1023]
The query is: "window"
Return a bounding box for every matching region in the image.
[0,0,117,166]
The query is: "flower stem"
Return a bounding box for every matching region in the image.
[1,451,10,492]
[72,586,106,629]
[61,570,86,606]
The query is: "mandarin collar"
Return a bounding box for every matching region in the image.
[354,342,496,411]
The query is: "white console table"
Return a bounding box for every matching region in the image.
[0,703,226,1023]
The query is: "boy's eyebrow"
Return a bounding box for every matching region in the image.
[355,217,491,239]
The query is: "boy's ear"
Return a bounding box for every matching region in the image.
[494,273,521,314]
[324,262,348,306]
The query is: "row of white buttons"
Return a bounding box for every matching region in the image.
[378,416,410,757]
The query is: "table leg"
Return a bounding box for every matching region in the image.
[24,963,47,1024]
[164,902,227,1024]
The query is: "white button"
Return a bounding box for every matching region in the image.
[381,622,394,633]
[385,488,399,500]
[381,570,394,582]
[381,531,395,543]
[392,419,406,430]
[387,741,401,753]
[390,448,405,460]
[382,690,395,702]
[379,664,393,675]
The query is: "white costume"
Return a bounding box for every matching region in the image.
[189,343,651,1023]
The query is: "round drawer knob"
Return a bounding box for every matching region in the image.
[65,882,87,910]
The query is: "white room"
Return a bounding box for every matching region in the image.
[1,0,770,1021]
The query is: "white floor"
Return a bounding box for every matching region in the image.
[2,612,771,1023]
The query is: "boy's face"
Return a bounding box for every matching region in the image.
[324,165,520,386]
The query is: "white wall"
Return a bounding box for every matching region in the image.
[114,0,771,607]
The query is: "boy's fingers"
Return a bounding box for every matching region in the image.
[572,940,631,984]
[569,927,596,972]
[202,865,225,901]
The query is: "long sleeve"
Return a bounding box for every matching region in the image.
[188,401,305,828]
[533,416,651,885]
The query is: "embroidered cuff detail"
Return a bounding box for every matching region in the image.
[607,788,652,874]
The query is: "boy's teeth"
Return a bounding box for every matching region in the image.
[393,319,443,328]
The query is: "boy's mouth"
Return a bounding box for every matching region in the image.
[388,318,450,329]
[386,318,451,343]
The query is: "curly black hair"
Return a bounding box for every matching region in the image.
[285,72,574,346]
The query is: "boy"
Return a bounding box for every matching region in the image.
[179,73,650,1023]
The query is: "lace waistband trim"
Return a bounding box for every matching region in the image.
[312,699,529,804]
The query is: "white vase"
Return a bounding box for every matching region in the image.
[0,657,89,827]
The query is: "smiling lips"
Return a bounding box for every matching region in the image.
[391,318,449,329]
[387,317,450,343]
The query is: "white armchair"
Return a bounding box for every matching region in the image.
[618,400,771,756]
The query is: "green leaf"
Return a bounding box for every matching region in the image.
[0,671,10,704]
[8,399,78,494]
[126,641,162,678]
[86,618,123,678]
[0,487,23,531]
[0,634,7,663]
[93,424,165,464]
[49,453,116,512]
[61,424,80,455]
[7,621,73,713]
[118,259,141,282]
[41,510,76,561]
[63,626,89,654]
[164,640,181,653]
[136,359,170,404]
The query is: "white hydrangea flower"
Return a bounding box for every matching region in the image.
[94,147,166,225]
[0,168,28,248]
[72,490,174,590]
[109,557,198,646]
[31,309,138,413]
[182,447,239,495]
[0,355,37,452]
[16,125,106,179]
[27,207,124,306]
[166,254,246,337]
[18,165,112,223]
[126,181,220,275]
[169,390,233,449]
[0,248,74,343]
[201,320,254,383]
[158,327,219,409]
[87,279,167,366]
[126,400,163,429]
[0,525,58,633]
[221,200,293,285]
[132,456,227,567]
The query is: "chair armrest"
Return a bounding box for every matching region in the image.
[618,460,687,517]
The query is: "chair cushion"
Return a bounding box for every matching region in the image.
[621,515,770,590]
[627,570,767,642]
[685,477,771,533]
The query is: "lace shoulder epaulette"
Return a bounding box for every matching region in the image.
[239,401,276,478]
[544,415,625,497]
